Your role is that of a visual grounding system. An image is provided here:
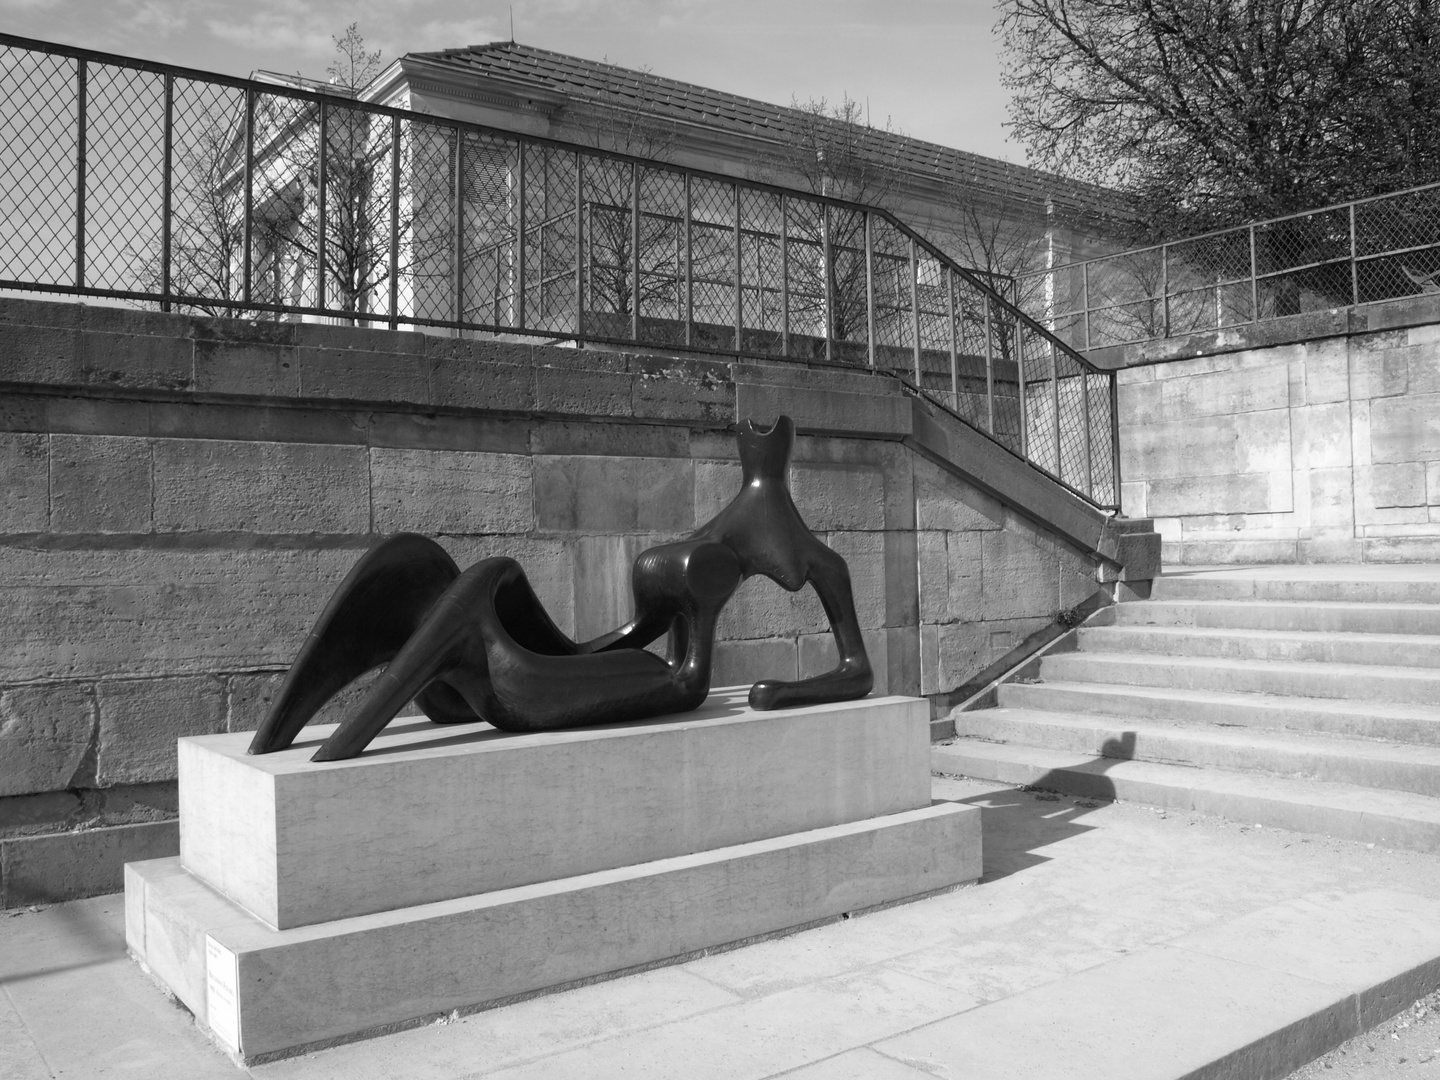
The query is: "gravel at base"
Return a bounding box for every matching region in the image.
[1284,988,1440,1079]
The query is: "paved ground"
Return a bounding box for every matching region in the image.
[6,776,1440,1079]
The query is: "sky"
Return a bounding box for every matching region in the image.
[0,0,1022,162]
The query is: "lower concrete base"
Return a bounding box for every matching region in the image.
[126,801,980,1063]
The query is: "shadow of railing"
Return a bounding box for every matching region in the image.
[942,732,1138,883]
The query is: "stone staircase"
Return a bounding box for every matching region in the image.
[933,566,1440,852]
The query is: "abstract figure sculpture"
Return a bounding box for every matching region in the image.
[248,415,872,761]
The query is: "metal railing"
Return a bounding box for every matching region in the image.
[0,34,1119,510]
[1024,181,1440,352]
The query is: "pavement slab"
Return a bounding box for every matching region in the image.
[5,776,1440,1079]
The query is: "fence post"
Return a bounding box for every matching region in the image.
[574,155,584,343]
[388,116,400,329]
[74,59,86,290]
[516,142,526,330]
[864,211,876,368]
[910,237,922,384]
[631,161,641,341]
[243,87,255,306]
[779,193,788,357]
[734,184,742,351]
[684,174,693,349]
[1081,260,1090,351]
[1016,315,1028,460]
[1050,341,1061,478]
[822,205,833,364]
[1349,201,1359,306]
[161,73,173,312]
[1109,371,1122,509]
[1249,224,1259,323]
[983,294,995,435]
[947,268,958,405]
[1160,244,1169,337]
[453,127,464,326]
[1082,371,1093,498]
[316,98,327,311]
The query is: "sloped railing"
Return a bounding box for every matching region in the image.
[0,34,1119,510]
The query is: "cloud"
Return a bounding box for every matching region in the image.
[205,12,335,59]
[401,17,506,53]
[122,0,198,37]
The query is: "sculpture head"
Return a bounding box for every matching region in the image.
[735,415,794,482]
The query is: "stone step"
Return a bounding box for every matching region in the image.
[1076,624,1440,668]
[1039,650,1440,705]
[1152,571,1440,605]
[931,739,1440,853]
[998,680,1440,746]
[1114,598,1440,635]
[954,707,1440,797]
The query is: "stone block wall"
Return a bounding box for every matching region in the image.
[1102,295,1440,564]
[0,296,1134,904]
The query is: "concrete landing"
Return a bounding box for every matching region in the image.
[7,776,1440,1079]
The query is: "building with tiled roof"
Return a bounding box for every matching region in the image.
[359,41,1131,277]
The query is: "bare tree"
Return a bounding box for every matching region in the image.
[249,24,394,319]
[127,94,249,315]
[998,0,1440,241]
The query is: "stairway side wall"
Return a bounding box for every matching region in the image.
[0,296,1119,905]
[1097,295,1440,564]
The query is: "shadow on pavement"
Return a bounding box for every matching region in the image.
[942,732,1138,883]
[0,898,124,984]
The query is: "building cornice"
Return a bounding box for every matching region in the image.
[367,57,569,117]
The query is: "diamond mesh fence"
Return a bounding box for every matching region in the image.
[1018,325,1058,476]
[581,156,634,340]
[987,307,1024,457]
[689,175,737,352]
[1164,230,1253,335]
[915,255,951,397]
[1253,206,1351,318]
[1084,249,1163,348]
[637,166,685,346]
[250,93,318,314]
[320,101,397,323]
[826,207,868,367]
[522,145,578,335]
[784,199,826,360]
[84,63,165,294]
[400,120,458,325]
[168,78,246,314]
[0,48,80,286]
[0,36,1119,510]
[948,274,995,434]
[1025,177,1440,370]
[739,189,783,355]
[870,216,913,378]
[1354,186,1440,303]
[459,132,518,329]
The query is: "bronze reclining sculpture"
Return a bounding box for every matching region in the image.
[247,415,873,761]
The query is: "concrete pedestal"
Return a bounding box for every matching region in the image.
[125,688,981,1062]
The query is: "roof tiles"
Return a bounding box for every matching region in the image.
[404,41,1118,214]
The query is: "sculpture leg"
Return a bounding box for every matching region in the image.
[749,543,873,710]
[312,557,585,761]
[247,534,462,755]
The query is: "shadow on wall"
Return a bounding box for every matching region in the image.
[944,732,1138,884]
